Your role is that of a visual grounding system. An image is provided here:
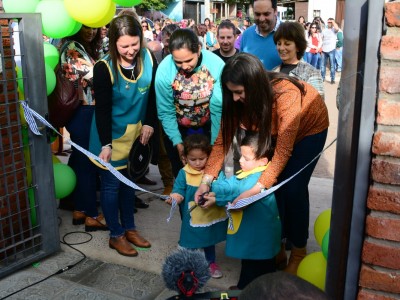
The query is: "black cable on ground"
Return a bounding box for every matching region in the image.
[0,219,92,300]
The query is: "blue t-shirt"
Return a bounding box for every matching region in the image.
[240,24,282,70]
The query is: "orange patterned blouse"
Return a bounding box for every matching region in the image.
[204,79,329,188]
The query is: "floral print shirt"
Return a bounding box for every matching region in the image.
[172,66,213,128]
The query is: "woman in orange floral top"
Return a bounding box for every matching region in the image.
[58,25,107,232]
[196,53,329,276]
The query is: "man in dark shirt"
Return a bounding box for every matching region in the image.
[212,20,238,63]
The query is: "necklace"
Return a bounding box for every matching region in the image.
[125,69,136,90]
[122,61,137,90]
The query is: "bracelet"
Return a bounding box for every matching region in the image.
[200,176,213,187]
[256,182,265,192]
[101,143,112,150]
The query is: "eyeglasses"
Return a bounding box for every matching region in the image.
[142,25,148,28]
[311,27,317,29]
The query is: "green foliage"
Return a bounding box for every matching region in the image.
[139,0,174,11]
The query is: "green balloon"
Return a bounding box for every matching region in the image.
[113,0,142,7]
[3,0,40,13]
[321,230,330,259]
[45,63,56,95]
[43,42,59,69]
[36,0,76,39]
[53,163,76,199]
[69,21,82,36]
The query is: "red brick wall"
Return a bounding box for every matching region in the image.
[0,18,32,259]
[358,2,400,299]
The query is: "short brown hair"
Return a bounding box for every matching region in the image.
[273,21,307,59]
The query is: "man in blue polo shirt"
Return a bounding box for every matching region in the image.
[240,0,281,70]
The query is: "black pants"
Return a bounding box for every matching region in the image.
[237,258,276,290]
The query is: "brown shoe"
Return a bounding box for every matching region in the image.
[85,214,108,232]
[109,236,138,257]
[72,211,86,225]
[125,230,151,248]
[284,247,307,275]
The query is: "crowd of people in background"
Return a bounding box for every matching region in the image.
[48,1,343,292]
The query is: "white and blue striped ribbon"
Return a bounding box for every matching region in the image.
[20,101,172,210]
[166,196,178,223]
[226,137,336,211]
[20,101,335,224]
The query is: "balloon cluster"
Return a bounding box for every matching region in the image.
[6,0,143,95]
[297,208,331,291]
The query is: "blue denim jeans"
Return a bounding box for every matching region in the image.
[99,168,136,237]
[65,105,99,217]
[321,49,336,81]
[335,47,342,71]
[305,52,320,69]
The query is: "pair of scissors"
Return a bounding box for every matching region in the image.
[188,192,209,213]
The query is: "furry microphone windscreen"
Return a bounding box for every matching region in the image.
[162,248,211,294]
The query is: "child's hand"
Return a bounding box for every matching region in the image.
[201,192,216,208]
[166,193,183,205]
[195,185,210,203]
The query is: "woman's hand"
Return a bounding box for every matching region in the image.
[140,125,154,145]
[176,143,186,165]
[99,147,112,163]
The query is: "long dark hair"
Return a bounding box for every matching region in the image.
[108,15,144,82]
[221,53,273,159]
[221,53,305,159]
[62,25,102,60]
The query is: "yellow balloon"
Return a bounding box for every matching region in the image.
[64,0,112,25]
[84,1,116,28]
[314,208,331,246]
[297,251,327,291]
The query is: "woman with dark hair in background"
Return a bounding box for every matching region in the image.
[89,15,158,257]
[155,29,225,177]
[59,25,108,232]
[195,53,329,276]
[305,22,322,69]
[297,15,306,28]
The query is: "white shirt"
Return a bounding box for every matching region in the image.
[321,27,337,52]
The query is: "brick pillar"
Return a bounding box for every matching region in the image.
[358,2,400,299]
[0,18,32,259]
